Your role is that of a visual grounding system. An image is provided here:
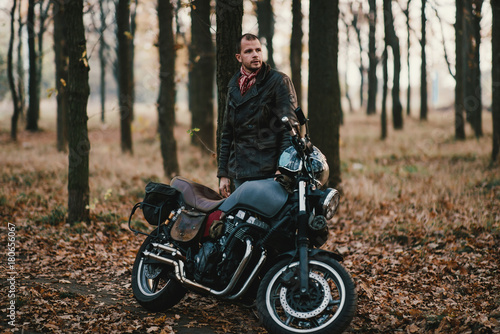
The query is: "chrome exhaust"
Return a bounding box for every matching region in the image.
[142,238,258,297]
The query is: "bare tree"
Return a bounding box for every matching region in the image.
[66,0,90,223]
[53,0,69,152]
[17,0,26,120]
[256,0,275,68]
[189,0,215,153]
[8,0,21,141]
[99,0,108,123]
[404,0,412,116]
[216,0,243,157]
[464,0,484,138]
[492,0,500,165]
[130,0,138,121]
[383,0,403,130]
[366,0,377,115]
[455,0,466,140]
[308,0,341,187]
[290,0,303,106]
[37,0,51,113]
[381,48,388,140]
[116,0,133,153]
[420,0,428,121]
[26,0,39,131]
[157,0,179,177]
[350,3,365,109]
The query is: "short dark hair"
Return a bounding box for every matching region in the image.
[236,33,259,53]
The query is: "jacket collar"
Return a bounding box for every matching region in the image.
[228,62,270,106]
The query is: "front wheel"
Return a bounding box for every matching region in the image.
[257,256,357,334]
[131,231,186,312]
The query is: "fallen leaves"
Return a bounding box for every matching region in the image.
[1,117,498,334]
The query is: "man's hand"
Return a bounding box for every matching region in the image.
[219,177,232,198]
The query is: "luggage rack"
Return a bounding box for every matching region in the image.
[128,201,177,238]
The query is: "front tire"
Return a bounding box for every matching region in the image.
[131,232,186,312]
[257,256,356,334]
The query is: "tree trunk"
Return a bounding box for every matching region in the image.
[464,0,483,138]
[366,0,377,115]
[464,0,483,137]
[216,0,243,158]
[65,0,90,224]
[455,0,466,140]
[290,0,302,107]
[26,0,39,131]
[420,0,428,121]
[157,0,179,178]
[130,0,137,121]
[256,0,275,69]
[343,20,353,113]
[37,0,50,120]
[117,0,133,153]
[381,48,388,140]
[351,5,365,109]
[99,0,107,123]
[17,0,26,120]
[308,0,341,187]
[405,0,411,116]
[189,0,215,153]
[492,0,500,164]
[383,0,403,129]
[53,0,69,152]
[8,0,20,141]
[472,0,483,137]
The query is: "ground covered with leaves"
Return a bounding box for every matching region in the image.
[1,110,499,333]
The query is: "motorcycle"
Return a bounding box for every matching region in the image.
[128,107,357,334]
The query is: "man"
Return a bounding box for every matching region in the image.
[218,33,299,197]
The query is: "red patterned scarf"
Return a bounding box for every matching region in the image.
[238,67,260,95]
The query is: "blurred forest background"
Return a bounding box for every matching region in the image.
[0,0,499,333]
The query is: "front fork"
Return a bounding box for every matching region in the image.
[297,180,310,294]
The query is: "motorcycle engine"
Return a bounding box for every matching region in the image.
[193,210,267,288]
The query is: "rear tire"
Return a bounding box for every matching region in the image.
[131,232,186,312]
[256,255,356,334]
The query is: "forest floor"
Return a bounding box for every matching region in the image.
[0,104,499,334]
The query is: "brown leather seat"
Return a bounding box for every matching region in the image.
[170,176,224,213]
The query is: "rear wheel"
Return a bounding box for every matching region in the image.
[257,256,356,334]
[131,232,186,312]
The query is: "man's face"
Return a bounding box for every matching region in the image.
[236,38,263,73]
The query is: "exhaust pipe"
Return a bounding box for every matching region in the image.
[142,238,256,297]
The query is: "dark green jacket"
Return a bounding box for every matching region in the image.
[217,63,298,180]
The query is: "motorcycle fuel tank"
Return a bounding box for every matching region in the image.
[218,178,288,218]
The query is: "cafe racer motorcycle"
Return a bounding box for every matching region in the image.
[128,108,357,334]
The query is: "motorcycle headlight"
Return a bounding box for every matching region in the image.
[320,188,340,220]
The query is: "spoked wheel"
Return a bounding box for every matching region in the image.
[257,256,356,334]
[131,232,186,312]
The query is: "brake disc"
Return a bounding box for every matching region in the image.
[279,272,331,319]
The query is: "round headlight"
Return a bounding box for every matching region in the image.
[321,188,340,220]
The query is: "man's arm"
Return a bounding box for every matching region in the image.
[274,74,299,153]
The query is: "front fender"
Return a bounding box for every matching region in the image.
[273,248,343,264]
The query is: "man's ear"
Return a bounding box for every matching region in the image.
[235,54,242,63]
